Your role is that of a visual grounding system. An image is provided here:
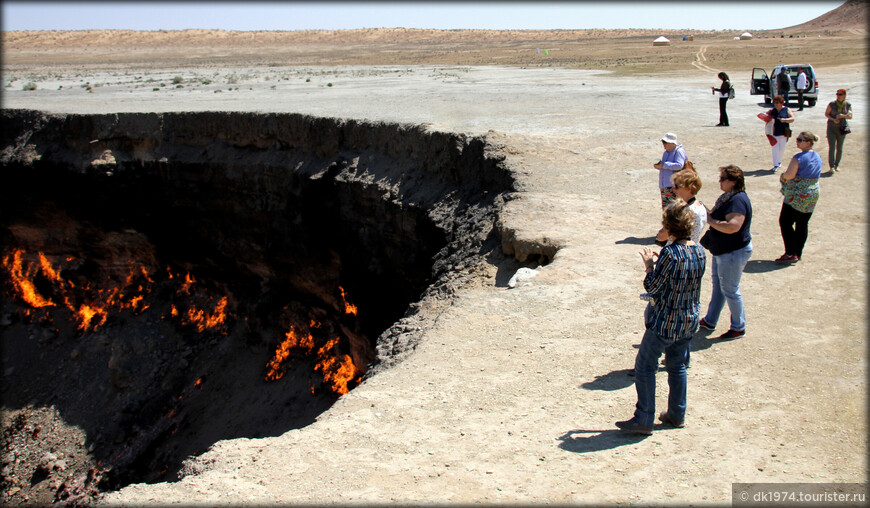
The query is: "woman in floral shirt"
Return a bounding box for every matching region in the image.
[776,131,822,264]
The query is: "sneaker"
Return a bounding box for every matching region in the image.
[771,165,780,172]
[698,318,715,331]
[775,254,800,264]
[717,329,746,340]
[658,411,685,428]
[615,418,653,436]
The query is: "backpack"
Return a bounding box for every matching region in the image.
[728,85,736,100]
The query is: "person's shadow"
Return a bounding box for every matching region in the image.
[580,369,635,391]
[743,168,776,178]
[615,236,656,245]
[744,259,790,273]
[558,428,649,453]
[690,327,743,353]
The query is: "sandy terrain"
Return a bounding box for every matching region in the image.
[2,19,868,506]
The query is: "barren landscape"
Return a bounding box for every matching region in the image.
[1,3,868,506]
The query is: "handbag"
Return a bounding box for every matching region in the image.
[783,124,792,138]
[840,123,851,135]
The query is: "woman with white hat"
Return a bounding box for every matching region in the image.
[653,132,687,210]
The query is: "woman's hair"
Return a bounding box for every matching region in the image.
[773,95,785,104]
[719,164,745,192]
[718,72,729,81]
[799,131,819,144]
[673,169,702,195]
[837,88,847,97]
[662,199,695,240]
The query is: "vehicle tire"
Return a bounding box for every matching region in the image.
[764,95,772,105]
[807,99,816,107]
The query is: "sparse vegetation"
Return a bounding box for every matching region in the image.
[172,76,184,84]
[22,82,37,91]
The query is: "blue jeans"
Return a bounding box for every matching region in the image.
[704,242,752,331]
[633,328,690,427]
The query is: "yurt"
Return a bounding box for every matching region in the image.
[652,36,670,46]
[740,32,753,40]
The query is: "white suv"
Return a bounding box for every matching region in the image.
[750,64,819,107]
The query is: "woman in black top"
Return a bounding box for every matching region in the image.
[711,72,731,127]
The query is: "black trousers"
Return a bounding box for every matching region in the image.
[779,203,813,257]
[718,97,729,126]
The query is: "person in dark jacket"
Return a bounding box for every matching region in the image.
[711,72,731,126]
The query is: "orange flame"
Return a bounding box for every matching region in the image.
[339,286,358,316]
[182,296,228,333]
[3,249,55,308]
[161,268,232,334]
[2,248,159,333]
[265,325,316,381]
[264,319,357,394]
[314,337,357,395]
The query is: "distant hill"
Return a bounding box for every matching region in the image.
[784,0,868,31]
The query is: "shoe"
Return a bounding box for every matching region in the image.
[615,418,653,436]
[775,254,800,264]
[833,166,839,172]
[717,329,746,339]
[659,411,685,428]
[698,318,715,331]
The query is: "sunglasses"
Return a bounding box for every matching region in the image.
[719,177,732,182]
[797,137,808,142]
[836,92,845,95]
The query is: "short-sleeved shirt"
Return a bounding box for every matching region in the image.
[704,191,752,256]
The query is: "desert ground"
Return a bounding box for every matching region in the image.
[2,21,868,506]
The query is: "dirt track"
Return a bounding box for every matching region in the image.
[2,27,868,505]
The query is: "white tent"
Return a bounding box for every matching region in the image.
[652,36,670,46]
[740,32,753,40]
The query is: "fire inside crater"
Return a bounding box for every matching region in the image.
[0,110,517,501]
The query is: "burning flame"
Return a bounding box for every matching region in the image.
[1,248,154,332]
[265,317,358,394]
[314,337,357,395]
[162,268,231,335]
[265,325,316,381]
[2,249,231,335]
[339,286,358,316]
[3,250,54,308]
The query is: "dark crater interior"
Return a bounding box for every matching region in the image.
[0,110,517,503]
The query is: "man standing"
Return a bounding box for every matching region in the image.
[776,67,791,104]
[796,68,809,111]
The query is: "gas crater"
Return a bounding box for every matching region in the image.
[0,109,560,502]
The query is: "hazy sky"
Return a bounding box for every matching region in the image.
[2,1,845,31]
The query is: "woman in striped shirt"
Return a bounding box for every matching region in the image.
[617,199,707,435]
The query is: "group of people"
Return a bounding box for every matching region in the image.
[763,89,853,174]
[617,87,851,434]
